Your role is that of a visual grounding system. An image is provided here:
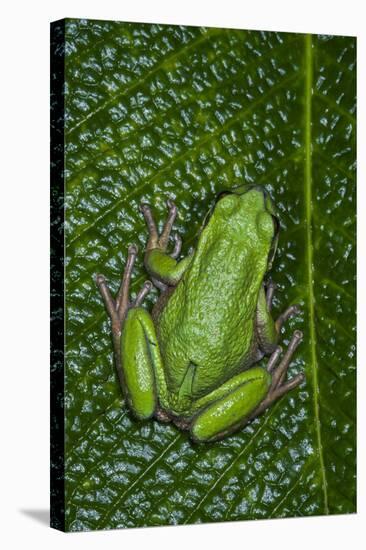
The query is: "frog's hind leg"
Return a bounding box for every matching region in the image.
[251,330,305,418]
[96,245,169,420]
[190,367,271,443]
[121,306,169,419]
[190,331,304,443]
[140,199,178,251]
[96,244,140,383]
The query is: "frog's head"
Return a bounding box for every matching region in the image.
[211,185,279,270]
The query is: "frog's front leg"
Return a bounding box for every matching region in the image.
[96,245,169,420]
[140,199,192,288]
[189,330,304,443]
[256,283,300,354]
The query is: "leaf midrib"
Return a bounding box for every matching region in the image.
[304,33,329,514]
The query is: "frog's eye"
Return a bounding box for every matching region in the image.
[201,191,234,231]
[214,193,238,218]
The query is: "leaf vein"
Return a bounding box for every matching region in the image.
[66,28,219,136]
[183,410,278,524]
[98,433,182,528]
[67,70,298,246]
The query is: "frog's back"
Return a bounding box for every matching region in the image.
[158,231,267,399]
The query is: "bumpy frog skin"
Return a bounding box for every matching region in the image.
[96,186,304,442]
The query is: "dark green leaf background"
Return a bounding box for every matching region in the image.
[63,19,356,531]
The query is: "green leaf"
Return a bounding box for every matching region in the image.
[63,19,356,531]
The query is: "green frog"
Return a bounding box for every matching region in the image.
[96,185,304,442]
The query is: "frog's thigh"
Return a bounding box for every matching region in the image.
[121,307,167,419]
[191,367,271,443]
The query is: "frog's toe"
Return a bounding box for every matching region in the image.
[158,199,178,249]
[96,273,106,285]
[128,243,138,255]
[139,202,150,213]
[273,371,305,399]
[171,233,182,259]
[270,330,303,390]
[251,331,304,419]
[166,198,177,212]
[140,203,159,245]
[267,345,282,373]
[134,280,153,307]
[275,304,301,332]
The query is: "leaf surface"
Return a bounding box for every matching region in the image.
[63,19,356,530]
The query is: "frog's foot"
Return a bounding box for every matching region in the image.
[140,199,183,292]
[140,199,179,253]
[275,304,301,333]
[96,244,152,342]
[252,330,304,418]
[265,278,300,326]
[170,232,182,259]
